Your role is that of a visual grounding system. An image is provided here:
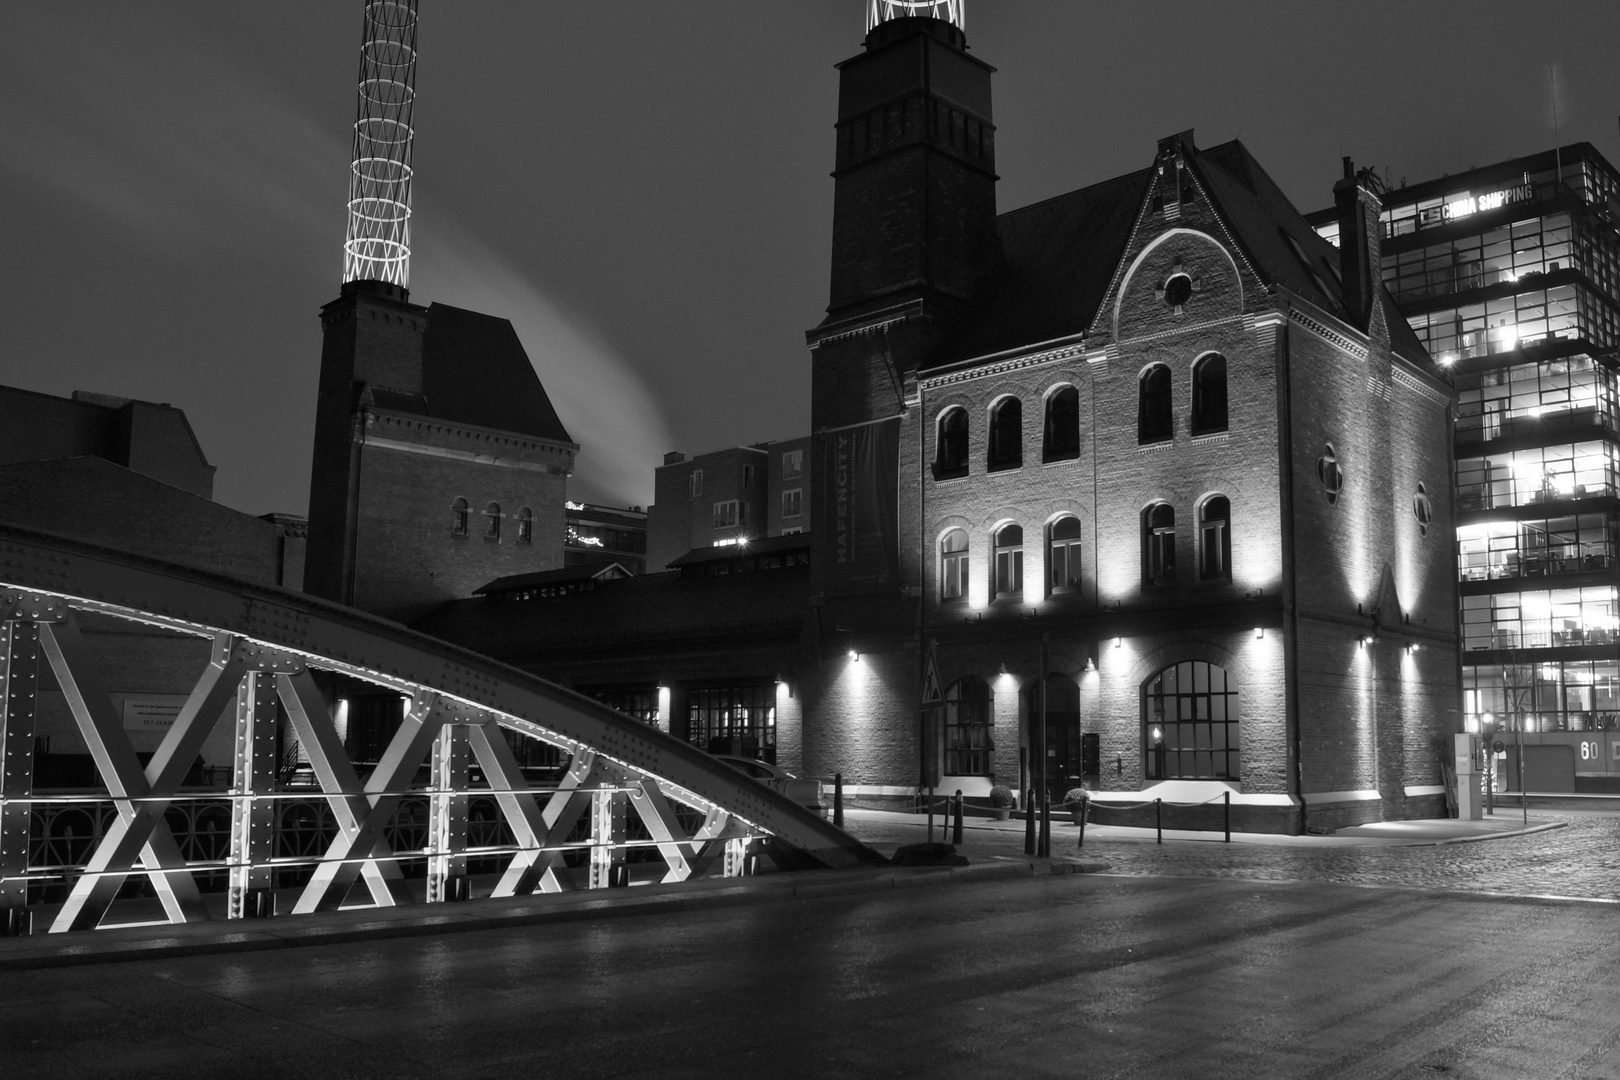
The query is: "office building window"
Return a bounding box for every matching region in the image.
[993,524,1023,598]
[936,408,969,479]
[782,449,803,478]
[1144,503,1176,585]
[690,469,704,498]
[688,682,777,762]
[743,464,754,488]
[988,397,1022,470]
[1048,516,1082,593]
[713,500,739,528]
[944,676,993,776]
[1191,354,1228,435]
[940,529,969,601]
[1043,386,1080,462]
[782,488,802,519]
[1199,496,1230,580]
[1139,365,1173,443]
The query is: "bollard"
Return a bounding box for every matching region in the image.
[2,908,31,937]
[926,786,935,844]
[1223,790,1231,843]
[1024,785,1037,855]
[952,789,964,845]
[834,772,844,829]
[1156,797,1162,844]
[1039,795,1051,859]
[1077,795,1088,849]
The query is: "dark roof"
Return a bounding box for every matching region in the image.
[935,136,1432,371]
[935,167,1152,366]
[414,564,813,663]
[476,561,631,596]
[421,304,574,444]
[668,534,811,568]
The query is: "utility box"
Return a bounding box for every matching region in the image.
[1454,733,1482,820]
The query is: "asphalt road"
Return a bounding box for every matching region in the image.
[6,871,1619,1080]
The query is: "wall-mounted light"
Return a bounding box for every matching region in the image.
[1114,637,1123,649]
[848,650,860,663]
[1084,657,1096,673]
[1406,642,1420,655]
[998,663,1009,675]
[1254,626,1264,640]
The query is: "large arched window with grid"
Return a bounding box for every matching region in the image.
[1143,661,1239,780]
[944,676,993,776]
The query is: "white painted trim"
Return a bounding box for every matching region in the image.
[838,783,918,798]
[919,341,1088,391]
[1301,788,1382,805]
[362,436,568,476]
[1086,780,1296,807]
[1403,784,1447,797]
[1115,313,1246,350]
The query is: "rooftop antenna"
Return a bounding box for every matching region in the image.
[342,0,419,289]
[867,0,964,32]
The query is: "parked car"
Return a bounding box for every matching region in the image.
[712,755,824,812]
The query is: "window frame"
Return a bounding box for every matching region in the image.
[451,497,470,537]
[993,523,1024,599]
[1042,385,1081,463]
[690,469,705,498]
[484,502,501,542]
[1138,365,1174,444]
[1047,516,1083,594]
[1143,661,1240,781]
[713,500,739,529]
[1143,502,1176,586]
[1198,496,1231,581]
[1191,353,1229,436]
[940,528,970,602]
[781,487,803,519]
[517,506,534,545]
[936,407,970,479]
[943,676,993,776]
[987,396,1023,472]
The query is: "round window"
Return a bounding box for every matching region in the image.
[1164,274,1193,308]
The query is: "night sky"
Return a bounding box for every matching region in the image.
[2,2,1616,516]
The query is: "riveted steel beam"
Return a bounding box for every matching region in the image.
[427,723,468,902]
[227,671,279,918]
[0,620,41,919]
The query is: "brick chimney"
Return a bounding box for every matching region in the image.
[1333,157,1384,334]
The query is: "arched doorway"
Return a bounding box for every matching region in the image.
[1022,674,1081,802]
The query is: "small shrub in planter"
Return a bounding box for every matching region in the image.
[988,784,1016,808]
[1062,787,1089,807]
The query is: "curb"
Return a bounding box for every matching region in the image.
[0,857,1097,972]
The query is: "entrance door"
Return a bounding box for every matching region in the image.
[1023,675,1082,803]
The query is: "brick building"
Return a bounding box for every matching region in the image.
[646,436,810,572]
[304,281,578,622]
[420,15,1460,832]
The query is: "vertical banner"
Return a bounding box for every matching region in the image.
[822,417,901,594]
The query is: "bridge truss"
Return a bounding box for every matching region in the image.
[0,526,872,935]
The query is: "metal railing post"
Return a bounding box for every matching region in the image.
[1077,794,1087,849]
[952,789,964,845]
[1224,790,1231,843]
[1155,798,1162,844]
[834,772,844,829]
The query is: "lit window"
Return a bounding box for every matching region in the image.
[690,469,704,498]
[517,507,533,545]
[782,449,803,479]
[1191,354,1228,436]
[713,500,739,529]
[940,529,969,601]
[1199,496,1231,580]
[1144,661,1240,780]
[993,524,1023,598]
[485,502,501,541]
[1048,516,1082,592]
[988,397,1022,471]
[782,487,803,519]
[936,408,969,479]
[1138,365,1173,444]
[451,497,469,536]
[1144,503,1176,585]
[1043,386,1080,462]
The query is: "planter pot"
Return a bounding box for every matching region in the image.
[1068,806,1085,826]
[991,807,1011,821]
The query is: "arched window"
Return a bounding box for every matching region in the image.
[1199,496,1231,580]
[517,507,534,545]
[940,529,969,601]
[936,408,969,479]
[1138,365,1173,444]
[944,676,992,776]
[1144,661,1239,780]
[993,524,1023,598]
[1047,516,1082,593]
[485,502,501,541]
[1143,503,1175,585]
[451,498,469,536]
[1191,354,1228,435]
[1043,386,1080,462]
[988,397,1022,470]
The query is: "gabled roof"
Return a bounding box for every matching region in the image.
[932,135,1433,371]
[422,304,574,445]
[476,561,631,596]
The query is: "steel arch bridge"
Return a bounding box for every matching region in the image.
[0,525,879,936]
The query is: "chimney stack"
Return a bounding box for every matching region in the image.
[1333,156,1384,333]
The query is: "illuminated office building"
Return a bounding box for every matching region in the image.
[1312,145,1620,790]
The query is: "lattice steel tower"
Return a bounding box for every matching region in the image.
[342,0,418,288]
[867,0,964,31]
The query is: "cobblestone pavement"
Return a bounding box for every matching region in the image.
[845,809,1620,901]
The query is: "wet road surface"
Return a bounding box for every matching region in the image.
[6,869,1619,1079]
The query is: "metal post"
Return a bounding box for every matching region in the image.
[428,723,469,902]
[589,782,627,889]
[834,772,844,829]
[1039,793,1051,859]
[1155,797,1162,844]
[1224,790,1231,843]
[0,620,41,934]
[952,789,964,845]
[229,671,278,919]
[1024,777,1037,855]
[1077,794,1087,849]
[1517,723,1527,825]
[926,784,935,843]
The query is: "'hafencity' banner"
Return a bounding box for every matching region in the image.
[821,416,900,594]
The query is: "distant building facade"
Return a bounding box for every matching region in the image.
[420,15,1461,833]
[1311,143,1620,794]
[565,501,648,574]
